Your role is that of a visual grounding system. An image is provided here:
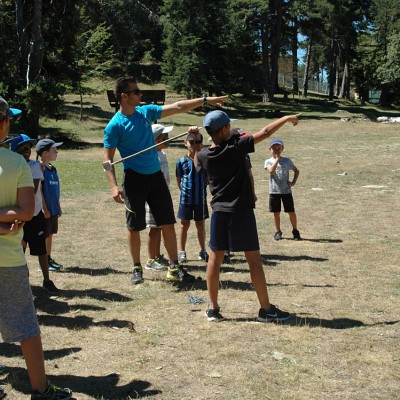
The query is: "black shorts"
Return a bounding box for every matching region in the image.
[23,211,47,256]
[269,193,295,213]
[209,210,259,252]
[177,203,209,221]
[45,215,59,235]
[123,169,176,231]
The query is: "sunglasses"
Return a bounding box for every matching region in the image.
[123,88,142,95]
[188,140,203,145]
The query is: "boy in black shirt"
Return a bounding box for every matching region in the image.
[196,110,300,322]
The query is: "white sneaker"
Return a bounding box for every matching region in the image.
[178,250,187,263]
[145,259,167,271]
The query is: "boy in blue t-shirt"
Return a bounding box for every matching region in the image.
[176,126,209,263]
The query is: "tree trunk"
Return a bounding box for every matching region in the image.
[302,36,312,98]
[379,84,392,106]
[27,0,44,87]
[15,0,28,84]
[291,18,299,95]
[261,20,271,102]
[339,60,350,99]
[269,0,284,101]
[328,40,336,101]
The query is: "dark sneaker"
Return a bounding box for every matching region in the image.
[198,249,209,262]
[257,304,291,322]
[155,254,169,266]
[43,280,60,295]
[166,265,196,283]
[274,230,283,241]
[0,386,6,400]
[31,383,72,400]
[292,229,302,240]
[145,259,167,271]
[48,257,62,271]
[205,308,226,322]
[131,268,144,284]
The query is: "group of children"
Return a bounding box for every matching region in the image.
[4,134,63,295]
[143,119,302,276]
[1,91,302,399]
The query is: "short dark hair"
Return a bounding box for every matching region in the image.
[114,76,137,102]
[204,126,224,137]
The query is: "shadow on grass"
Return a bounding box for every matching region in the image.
[33,295,106,315]
[0,343,81,361]
[1,368,161,399]
[299,238,343,243]
[231,315,400,329]
[65,266,127,276]
[31,285,133,302]
[37,314,135,331]
[261,254,329,263]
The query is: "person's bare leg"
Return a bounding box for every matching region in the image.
[179,219,190,251]
[38,254,50,281]
[154,228,162,258]
[195,220,206,250]
[288,212,297,230]
[147,228,158,259]
[45,234,53,257]
[127,229,141,264]
[273,212,281,231]
[161,224,178,262]
[207,249,224,309]
[20,335,47,393]
[245,250,270,310]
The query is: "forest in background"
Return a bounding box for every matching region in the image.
[0,0,399,136]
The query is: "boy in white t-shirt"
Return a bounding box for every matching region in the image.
[143,124,174,275]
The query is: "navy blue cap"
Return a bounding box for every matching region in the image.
[203,110,237,132]
[268,138,284,147]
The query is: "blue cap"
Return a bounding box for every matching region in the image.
[10,134,36,151]
[268,138,284,147]
[203,110,237,132]
[0,97,22,120]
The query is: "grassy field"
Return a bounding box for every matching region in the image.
[1,85,399,399]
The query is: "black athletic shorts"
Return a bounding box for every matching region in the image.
[209,210,259,252]
[269,193,295,213]
[177,203,209,221]
[123,169,176,231]
[23,211,47,256]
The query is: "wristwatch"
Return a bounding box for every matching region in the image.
[203,94,207,103]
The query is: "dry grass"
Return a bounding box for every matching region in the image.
[1,97,399,399]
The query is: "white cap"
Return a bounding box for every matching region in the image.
[152,124,174,140]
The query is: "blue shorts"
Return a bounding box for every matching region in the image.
[0,265,41,343]
[123,169,176,231]
[209,210,260,252]
[177,203,209,221]
[269,193,295,213]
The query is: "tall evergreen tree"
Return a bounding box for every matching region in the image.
[161,0,233,97]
